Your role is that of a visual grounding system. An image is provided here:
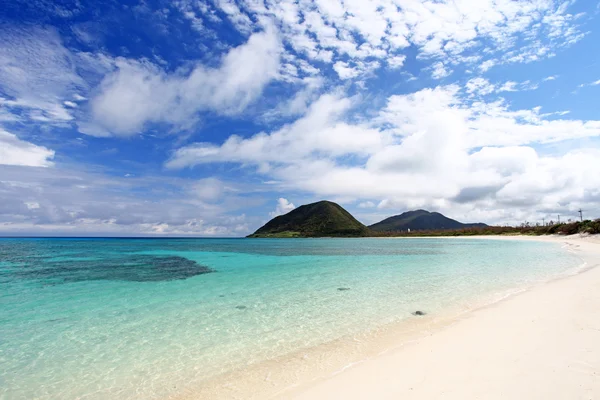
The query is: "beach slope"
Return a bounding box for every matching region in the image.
[285,235,600,400]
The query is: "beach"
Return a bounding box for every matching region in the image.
[6,1,600,398]
[1,235,598,399]
[281,234,600,399]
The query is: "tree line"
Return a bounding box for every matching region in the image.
[371,219,600,237]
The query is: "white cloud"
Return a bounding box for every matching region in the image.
[497,81,518,92]
[25,202,40,210]
[581,79,600,88]
[466,78,496,96]
[431,62,452,79]
[166,92,387,168]
[213,0,254,33]
[332,61,380,80]
[387,55,407,69]
[269,198,295,217]
[0,0,586,144]
[265,76,324,119]
[191,178,226,202]
[0,108,21,122]
[464,77,547,97]
[0,165,260,236]
[358,201,376,208]
[205,0,584,90]
[88,27,281,136]
[1,0,595,232]
[479,60,496,72]
[167,85,600,225]
[0,129,55,167]
[0,26,82,124]
[333,61,359,80]
[174,0,218,33]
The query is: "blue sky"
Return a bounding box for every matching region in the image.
[1,0,600,236]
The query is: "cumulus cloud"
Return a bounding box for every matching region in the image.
[387,55,407,69]
[0,129,55,167]
[269,197,295,217]
[333,61,361,80]
[88,27,281,136]
[166,93,386,168]
[0,0,586,139]
[0,23,282,138]
[431,62,452,79]
[1,0,596,234]
[168,85,600,225]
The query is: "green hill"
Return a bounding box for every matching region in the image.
[248,201,370,238]
[369,210,487,232]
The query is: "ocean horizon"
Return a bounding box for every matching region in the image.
[0,237,583,399]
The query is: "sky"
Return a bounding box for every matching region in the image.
[1,0,600,236]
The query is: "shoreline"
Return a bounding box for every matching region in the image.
[175,234,600,399]
[285,234,600,399]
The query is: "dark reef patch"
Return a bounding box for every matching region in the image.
[3,254,214,283]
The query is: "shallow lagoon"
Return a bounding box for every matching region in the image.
[0,237,581,399]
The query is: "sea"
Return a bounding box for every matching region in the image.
[0,237,583,399]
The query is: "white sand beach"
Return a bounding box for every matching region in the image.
[180,234,600,400]
[283,234,600,399]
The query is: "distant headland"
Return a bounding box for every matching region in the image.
[248,200,600,238]
[247,201,370,238]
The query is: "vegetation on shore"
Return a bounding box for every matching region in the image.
[248,199,599,238]
[372,219,600,237]
[248,231,303,238]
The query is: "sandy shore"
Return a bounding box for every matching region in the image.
[283,234,600,399]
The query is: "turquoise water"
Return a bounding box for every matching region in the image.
[0,238,581,399]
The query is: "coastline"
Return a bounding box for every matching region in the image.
[284,234,600,399]
[175,234,600,399]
